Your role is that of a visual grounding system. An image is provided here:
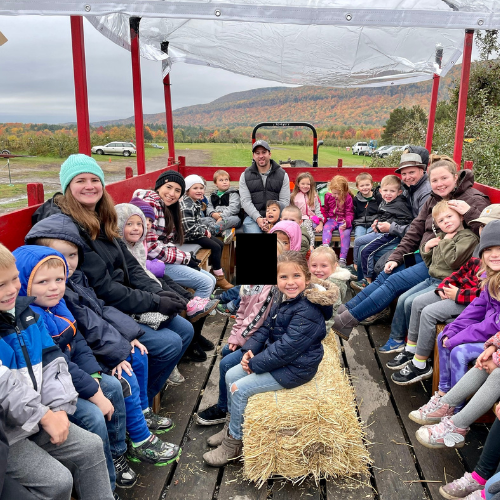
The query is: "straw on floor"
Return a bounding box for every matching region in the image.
[242,333,371,487]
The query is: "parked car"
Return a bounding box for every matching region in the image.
[150,143,164,149]
[370,145,393,157]
[378,145,404,158]
[91,142,136,157]
[352,142,369,155]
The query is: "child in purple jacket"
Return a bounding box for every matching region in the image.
[410,220,500,423]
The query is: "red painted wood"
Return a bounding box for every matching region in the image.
[178,156,185,167]
[125,167,134,179]
[464,160,473,170]
[70,16,91,155]
[27,183,44,206]
[337,158,343,168]
[453,30,474,166]
[425,74,440,153]
[163,73,176,161]
[130,18,146,176]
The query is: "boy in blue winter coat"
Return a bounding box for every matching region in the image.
[23,215,181,470]
[0,243,113,500]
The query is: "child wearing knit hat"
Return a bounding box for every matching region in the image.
[180,175,234,290]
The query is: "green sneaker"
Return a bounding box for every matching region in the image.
[143,408,174,434]
[128,434,181,466]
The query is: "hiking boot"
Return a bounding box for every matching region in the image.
[183,342,207,362]
[186,297,219,322]
[331,309,359,341]
[203,428,242,467]
[128,434,181,466]
[379,338,405,354]
[392,362,433,385]
[206,419,230,447]
[223,228,235,244]
[409,392,455,425]
[215,274,234,290]
[359,307,391,326]
[439,472,484,499]
[143,408,174,434]
[197,335,215,351]
[166,366,185,386]
[113,454,137,489]
[197,404,227,426]
[350,279,369,292]
[386,350,412,370]
[415,416,468,449]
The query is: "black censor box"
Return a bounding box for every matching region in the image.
[235,233,277,285]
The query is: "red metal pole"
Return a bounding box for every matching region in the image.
[130,17,146,175]
[453,30,474,167]
[70,16,91,156]
[425,74,440,153]
[163,73,176,161]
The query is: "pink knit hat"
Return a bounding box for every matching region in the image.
[269,220,302,251]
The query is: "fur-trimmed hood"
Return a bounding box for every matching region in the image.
[329,267,351,281]
[305,276,340,308]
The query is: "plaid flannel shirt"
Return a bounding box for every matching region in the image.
[435,256,481,305]
[133,189,189,265]
[179,195,208,242]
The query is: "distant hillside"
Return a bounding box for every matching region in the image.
[92,66,461,129]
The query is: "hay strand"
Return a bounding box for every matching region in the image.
[242,333,372,487]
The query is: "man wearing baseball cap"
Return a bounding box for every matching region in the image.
[239,140,290,233]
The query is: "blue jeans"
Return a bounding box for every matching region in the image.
[485,471,500,500]
[69,373,126,491]
[139,315,194,405]
[346,260,430,322]
[218,345,244,412]
[220,286,241,312]
[121,351,151,444]
[163,265,216,298]
[243,216,263,233]
[355,244,391,280]
[353,226,373,239]
[226,364,283,439]
[388,277,441,342]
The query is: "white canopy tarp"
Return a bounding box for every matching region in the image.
[3,1,500,87]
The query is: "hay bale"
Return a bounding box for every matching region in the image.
[242,334,371,487]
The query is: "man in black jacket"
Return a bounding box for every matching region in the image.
[239,140,290,233]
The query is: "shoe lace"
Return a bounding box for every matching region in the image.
[421,393,442,414]
[451,472,475,489]
[114,454,128,472]
[429,416,454,438]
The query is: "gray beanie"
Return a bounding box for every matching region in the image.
[478,219,500,257]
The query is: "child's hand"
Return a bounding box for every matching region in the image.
[339,223,346,231]
[206,230,212,238]
[131,339,148,355]
[376,222,391,233]
[241,350,254,374]
[442,285,459,301]
[257,217,268,231]
[89,386,115,421]
[112,360,133,379]
[437,289,447,300]
[384,261,398,274]
[40,409,70,445]
[482,358,498,374]
[424,237,441,253]
[371,219,378,232]
[315,222,323,233]
[228,343,238,352]
[442,336,449,348]
[475,345,497,369]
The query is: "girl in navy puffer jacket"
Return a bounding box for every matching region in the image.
[203,251,334,467]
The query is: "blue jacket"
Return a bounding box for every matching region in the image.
[0,296,77,444]
[13,245,101,400]
[26,214,145,371]
[243,284,334,389]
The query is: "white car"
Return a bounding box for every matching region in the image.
[91,142,137,157]
[352,142,369,155]
[150,143,165,149]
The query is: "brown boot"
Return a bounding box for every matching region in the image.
[215,273,233,290]
[207,418,229,447]
[203,429,242,467]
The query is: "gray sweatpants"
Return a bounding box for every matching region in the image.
[7,424,113,500]
[442,367,500,429]
[407,290,466,358]
[201,215,241,234]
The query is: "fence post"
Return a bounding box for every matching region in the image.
[337,158,343,168]
[27,183,44,206]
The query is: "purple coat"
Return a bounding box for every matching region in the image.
[439,286,500,350]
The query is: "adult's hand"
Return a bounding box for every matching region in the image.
[384,261,398,274]
[40,409,70,445]
[256,217,268,230]
[448,199,471,215]
[212,213,222,221]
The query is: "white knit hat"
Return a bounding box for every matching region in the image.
[184,174,205,193]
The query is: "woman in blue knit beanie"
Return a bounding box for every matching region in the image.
[32,154,195,409]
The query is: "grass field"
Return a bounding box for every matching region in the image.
[167,143,369,168]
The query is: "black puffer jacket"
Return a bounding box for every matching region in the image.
[32,198,163,315]
[352,187,382,228]
[377,195,414,231]
[242,283,334,389]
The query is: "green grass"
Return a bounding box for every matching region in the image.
[171,142,369,168]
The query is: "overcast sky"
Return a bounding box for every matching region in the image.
[0,16,284,124]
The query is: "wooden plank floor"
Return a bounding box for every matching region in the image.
[118,315,489,500]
